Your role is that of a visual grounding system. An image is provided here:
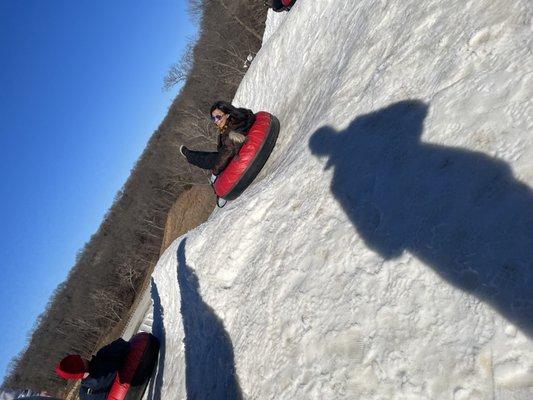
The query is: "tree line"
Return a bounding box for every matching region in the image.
[2,0,267,395]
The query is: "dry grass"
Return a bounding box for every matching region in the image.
[160,185,216,254]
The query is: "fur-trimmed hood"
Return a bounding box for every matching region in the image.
[228,130,247,144]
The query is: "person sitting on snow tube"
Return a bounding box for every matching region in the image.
[265,0,297,12]
[56,338,130,400]
[180,101,255,177]
[56,333,159,400]
[180,101,279,205]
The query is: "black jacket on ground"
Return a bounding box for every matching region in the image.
[79,338,130,400]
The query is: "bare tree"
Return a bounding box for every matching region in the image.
[163,42,196,91]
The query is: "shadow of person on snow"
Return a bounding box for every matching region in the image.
[309,100,533,336]
[177,238,243,400]
[147,278,166,400]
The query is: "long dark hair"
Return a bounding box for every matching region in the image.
[210,101,256,133]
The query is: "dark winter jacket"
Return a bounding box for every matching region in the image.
[212,131,247,175]
[212,114,256,175]
[79,338,130,400]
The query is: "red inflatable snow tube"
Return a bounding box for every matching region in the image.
[213,111,280,201]
[282,0,295,6]
[107,333,160,400]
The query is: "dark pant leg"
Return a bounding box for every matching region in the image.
[184,149,219,171]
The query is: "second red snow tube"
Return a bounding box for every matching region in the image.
[107,333,160,400]
[213,111,280,201]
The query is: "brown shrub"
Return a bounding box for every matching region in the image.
[160,185,216,254]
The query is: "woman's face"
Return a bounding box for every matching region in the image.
[211,108,229,130]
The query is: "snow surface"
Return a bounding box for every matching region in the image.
[141,1,533,398]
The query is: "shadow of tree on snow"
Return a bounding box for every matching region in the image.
[309,100,533,335]
[177,238,243,399]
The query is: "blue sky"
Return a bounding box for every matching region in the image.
[0,1,196,382]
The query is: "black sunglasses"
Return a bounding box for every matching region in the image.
[210,114,226,123]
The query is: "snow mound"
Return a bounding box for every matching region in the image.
[145,1,533,398]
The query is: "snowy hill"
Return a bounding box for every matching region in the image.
[142,1,533,399]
